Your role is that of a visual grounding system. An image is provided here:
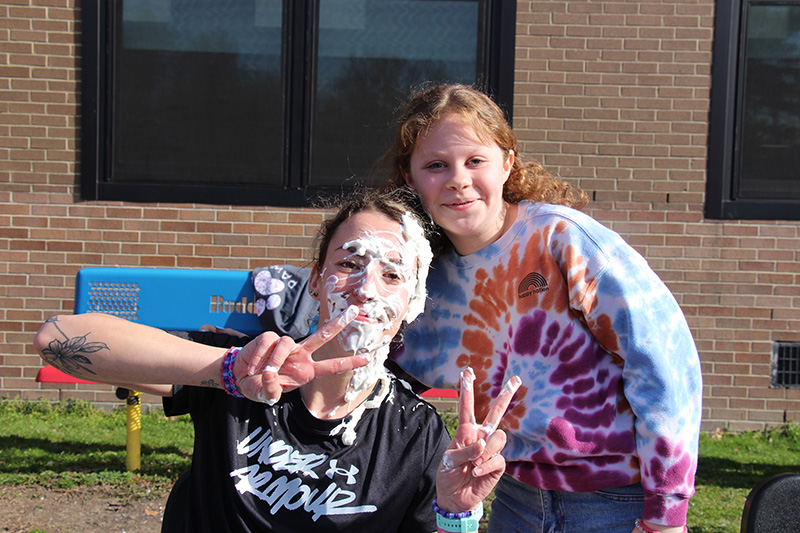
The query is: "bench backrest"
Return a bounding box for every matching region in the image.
[75,267,263,337]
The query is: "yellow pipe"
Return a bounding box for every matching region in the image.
[125,389,141,471]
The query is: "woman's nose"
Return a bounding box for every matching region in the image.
[355,265,380,301]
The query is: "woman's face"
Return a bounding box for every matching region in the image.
[310,210,419,355]
[404,113,514,255]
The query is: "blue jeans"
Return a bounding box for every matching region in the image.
[487,474,645,533]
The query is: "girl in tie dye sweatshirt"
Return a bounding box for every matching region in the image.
[382,84,701,533]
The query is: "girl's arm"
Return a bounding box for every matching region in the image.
[552,210,700,529]
[582,255,701,529]
[435,370,521,514]
[34,313,226,390]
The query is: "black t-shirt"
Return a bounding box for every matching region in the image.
[162,375,450,533]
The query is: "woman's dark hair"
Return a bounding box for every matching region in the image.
[313,187,434,269]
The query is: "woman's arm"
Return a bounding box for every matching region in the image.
[34,313,226,390]
[34,311,373,401]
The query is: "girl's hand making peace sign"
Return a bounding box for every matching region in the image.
[435,368,522,514]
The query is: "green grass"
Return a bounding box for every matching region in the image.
[692,424,800,533]
[0,398,193,496]
[2,399,799,532]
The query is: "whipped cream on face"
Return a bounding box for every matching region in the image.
[400,212,432,323]
[323,212,431,357]
[315,212,433,443]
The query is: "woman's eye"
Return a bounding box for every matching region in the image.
[338,260,359,270]
[383,270,404,284]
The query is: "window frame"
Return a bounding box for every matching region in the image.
[80,0,517,207]
[706,0,800,220]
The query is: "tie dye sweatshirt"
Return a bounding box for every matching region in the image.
[393,201,702,527]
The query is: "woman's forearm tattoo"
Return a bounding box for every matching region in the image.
[41,316,108,376]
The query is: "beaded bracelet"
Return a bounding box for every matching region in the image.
[432,497,474,518]
[220,347,244,398]
[634,519,688,533]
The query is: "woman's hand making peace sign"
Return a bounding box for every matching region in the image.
[233,305,369,404]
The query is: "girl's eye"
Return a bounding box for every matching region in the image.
[425,161,445,171]
[467,158,484,167]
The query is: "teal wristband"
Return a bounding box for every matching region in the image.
[435,503,483,532]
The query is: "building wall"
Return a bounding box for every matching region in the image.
[2,0,800,430]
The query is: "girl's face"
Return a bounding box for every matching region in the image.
[310,210,418,355]
[404,114,515,255]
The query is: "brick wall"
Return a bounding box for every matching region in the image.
[2,0,800,429]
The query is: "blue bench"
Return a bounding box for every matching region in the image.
[37,267,265,383]
[36,267,268,469]
[73,267,264,335]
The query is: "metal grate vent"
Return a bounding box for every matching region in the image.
[86,281,141,321]
[771,342,800,389]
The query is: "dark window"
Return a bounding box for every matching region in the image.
[772,341,800,389]
[81,0,516,206]
[707,0,800,219]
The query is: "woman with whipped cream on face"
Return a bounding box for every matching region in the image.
[34,188,521,533]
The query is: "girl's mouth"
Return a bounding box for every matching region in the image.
[445,199,477,209]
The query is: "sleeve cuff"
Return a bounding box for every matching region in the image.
[643,491,690,527]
